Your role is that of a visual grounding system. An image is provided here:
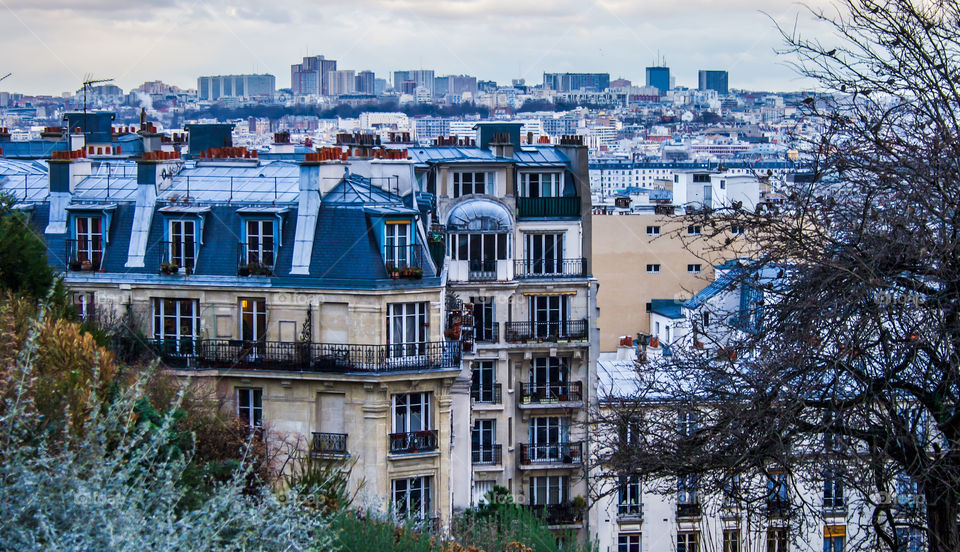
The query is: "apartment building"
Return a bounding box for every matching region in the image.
[408,122,599,541]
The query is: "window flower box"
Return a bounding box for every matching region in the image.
[159,262,180,275]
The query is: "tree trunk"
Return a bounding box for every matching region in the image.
[925,489,960,552]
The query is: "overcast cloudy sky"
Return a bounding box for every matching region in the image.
[1,0,834,95]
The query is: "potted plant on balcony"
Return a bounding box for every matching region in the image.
[159,262,179,275]
[571,495,587,511]
[68,259,82,271]
[399,266,423,279]
[80,259,94,271]
[241,262,272,276]
[386,263,400,279]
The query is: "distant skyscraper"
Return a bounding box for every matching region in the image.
[645,66,670,95]
[291,55,337,96]
[698,70,729,94]
[542,72,610,92]
[393,70,436,96]
[327,70,356,96]
[355,70,376,94]
[197,74,275,100]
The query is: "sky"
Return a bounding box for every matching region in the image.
[0,0,835,96]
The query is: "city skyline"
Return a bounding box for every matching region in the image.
[1,0,831,95]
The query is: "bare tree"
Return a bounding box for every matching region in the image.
[591,1,960,550]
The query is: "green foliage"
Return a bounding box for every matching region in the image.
[333,512,436,552]
[0,194,56,299]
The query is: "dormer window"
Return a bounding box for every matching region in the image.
[168,219,196,273]
[74,216,103,270]
[385,220,412,267]
[520,172,561,198]
[245,219,275,267]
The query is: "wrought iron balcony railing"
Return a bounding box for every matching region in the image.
[385,244,429,273]
[237,243,275,276]
[471,383,502,404]
[519,381,583,405]
[517,442,583,466]
[389,429,439,454]
[311,432,348,456]
[472,444,502,465]
[514,258,587,279]
[677,503,703,518]
[468,259,498,281]
[65,239,103,271]
[504,319,588,342]
[150,338,461,373]
[526,504,584,525]
[617,503,643,518]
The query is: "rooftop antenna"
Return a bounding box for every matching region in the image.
[81,74,114,135]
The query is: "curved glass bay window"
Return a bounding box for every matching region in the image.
[446,200,512,279]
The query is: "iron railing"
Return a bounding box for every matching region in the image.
[514,258,587,279]
[385,243,428,272]
[468,259,498,281]
[311,432,348,456]
[504,319,588,342]
[766,499,792,517]
[150,338,461,373]
[526,504,584,525]
[389,430,439,454]
[617,503,643,518]
[471,383,502,404]
[517,442,583,465]
[677,503,703,518]
[519,381,583,404]
[472,444,502,465]
[158,241,196,273]
[516,196,581,218]
[65,239,103,271]
[237,243,275,276]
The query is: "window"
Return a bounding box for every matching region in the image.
[678,410,699,437]
[723,529,740,552]
[618,534,641,552]
[688,264,702,273]
[393,476,432,521]
[74,216,104,268]
[236,387,262,427]
[687,225,702,236]
[530,475,567,505]
[645,302,652,313]
[471,360,497,402]
[471,419,497,463]
[529,295,568,337]
[450,233,509,266]
[702,311,711,328]
[392,392,431,433]
[693,174,711,183]
[823,470,844,511]
[767,529,788,552]
[523,233,564,274]
[520,172,561,197]
[152,298,199,354]
[530,416,566,451]
[646,225,661,236]
[731,225,745,235]
[453,171,493,197]
[245,219,275,266]
[385,221,412,267]
[767,471,789,507]
[896,473,919,511]
[646,264,660,273]
[678,475,699,505]
[823,527,845,552]
[386,302,428,357]
[240,298,266,342]
[618,476,642,516]
[677,532,699,552]
[895,527,924,552]
[472,298,497,342]
[168,219,196,271]
[720,179,726,189]
[529,357,568,398]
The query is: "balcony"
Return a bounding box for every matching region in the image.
[385,244,429,278]
[514,258,587,279]
[676,503,702,518]
[311,432,348,457]
[517,442,583,468]
[151,338,461,373]
[472,444,502,465]
[237,243,275,276]
[617,503,643,520]
[516,196,581,218]
[504,319,588,343]
[389,430,439,455]
[471,383,502,404]
[519,381,583,407]
[766,499,792,518]
[468,259,498,281]
[526,504,584,526]
[65,239,103,272]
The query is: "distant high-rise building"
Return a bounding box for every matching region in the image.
[394,70,436,96]
[197,74,275,100]
[645,66,670,95]
[435,74,478,98]
[328,70,356,96]
[355,70,376,95]
[291,55,337,96]
[542,72,610,92]
[374,78,388,96]
[698,70,729,94]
